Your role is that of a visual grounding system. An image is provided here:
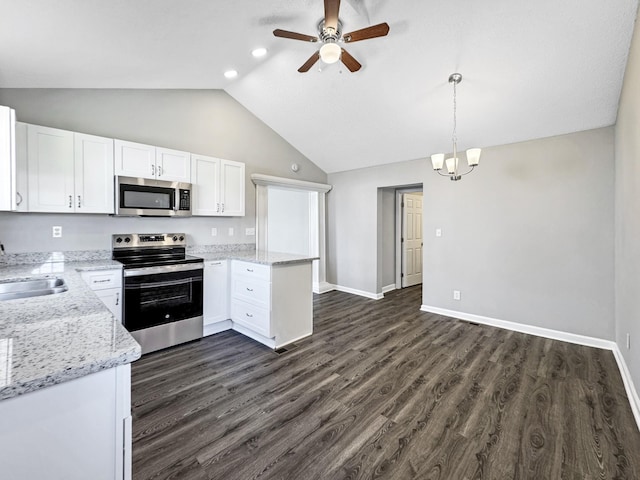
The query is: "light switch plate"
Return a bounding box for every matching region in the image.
[228,227,234,236]
[436,228,442,237]
[211,228,217,237]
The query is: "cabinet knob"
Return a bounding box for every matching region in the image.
[216,203,220,213]
[158,165,162,177]
[246,287,254,292]
[16,192,22,206]
[68,195,72,208]
[151,164,155,176]
[77,195,81,208]
[246,268,254,272]
[222,203,225,212]
[246,313,253,318]
[115,292,119,306]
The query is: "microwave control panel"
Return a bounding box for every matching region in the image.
[179,189,191,211]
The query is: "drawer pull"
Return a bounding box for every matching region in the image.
[246,287,254,292]
[246,268,254,272]
[245,313,253,318]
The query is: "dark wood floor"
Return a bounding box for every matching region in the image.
[131,286,640,479]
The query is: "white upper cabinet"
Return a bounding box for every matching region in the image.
[115,140,190,183]
[74,133,115,213]
[27,124,114,213]
[27,125,75,212]
[220,159,245,216]
[0,106,16,212]
[114,140,155,179]
[15,122,28,212]
[155,147,191,183]
[191,154,245,217]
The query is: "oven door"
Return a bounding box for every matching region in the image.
[123,264,203,332]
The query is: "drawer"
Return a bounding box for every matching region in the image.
[232,260,270,281]
[80,269,122,290]
[231,300,271,338]
[231,276,270,307]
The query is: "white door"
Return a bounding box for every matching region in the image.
[74,133,114,214]
[27,125,75,212]
[220,159,245,216]
[155,147,191,183]
[191,154,220,216]
[401,193,423,287]
[114,139,155,179]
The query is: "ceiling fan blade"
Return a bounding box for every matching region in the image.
[343,22,390,42]
[340,48,362,72]
[324,0,341,32]
[273,29,318,42]
[298,51,321,72]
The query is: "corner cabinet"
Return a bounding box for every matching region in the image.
[114,139,190,183]
[191,154,245,216]
[81,269,123,323]
[26,125,114,214]
[230,260,312,349]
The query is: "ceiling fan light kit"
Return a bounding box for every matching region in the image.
[273,0,389,73]
[431,73,481,181]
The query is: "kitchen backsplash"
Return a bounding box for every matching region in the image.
[0,243,255,265]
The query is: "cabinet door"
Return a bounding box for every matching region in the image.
[94,288,123,323]
[27,125,75,213]
[14,122,28,212]
[0,106,15,211]
[220,160,245,216]
[156,147,190,183]
[74,133,114,214]
[114,139,155,179]
[204,260,229,327]
[191,154,220,216]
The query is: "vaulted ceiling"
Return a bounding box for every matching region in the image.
[1,0,637,173]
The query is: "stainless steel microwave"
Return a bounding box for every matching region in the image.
[115,176,192,217]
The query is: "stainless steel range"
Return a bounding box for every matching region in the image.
[112,233,204,355]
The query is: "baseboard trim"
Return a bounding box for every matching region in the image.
[420,304,615,349]
[382,284,396,294]
[313,282,335,294]
[611,345,640,429]
[333,285,383,300]
[421,304,639,431]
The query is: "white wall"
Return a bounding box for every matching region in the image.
[328,127,615,341]
[0,89,326,253]
[423,127,615,340]
[615,12,640,394]
[267,187,310,255]
[327,159,425,295]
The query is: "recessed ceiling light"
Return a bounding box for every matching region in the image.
[251,47,268,58]
[224,70,238,79]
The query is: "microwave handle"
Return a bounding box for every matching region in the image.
[174,189,179,211]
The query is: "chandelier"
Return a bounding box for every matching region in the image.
[430,73,481,181]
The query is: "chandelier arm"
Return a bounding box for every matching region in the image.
[435,169,451,177]
[459,165,476,176]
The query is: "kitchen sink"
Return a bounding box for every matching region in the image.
[0,277,68,301]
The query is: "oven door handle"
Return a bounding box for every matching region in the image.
[123,263,203,277]
[131,277,197,289]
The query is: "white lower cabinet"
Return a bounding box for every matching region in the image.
[0,365,132,480]
[203,260,230,336]
[230,260,312,349]
[81,269,123,323]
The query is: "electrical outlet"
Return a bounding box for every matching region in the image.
[228,227,234,236]
[245,227,255,236]
[436,228,442,237]
[52,226,62,238]
[627,333,631,350]
[453,290,461,300]
[211,228,217,237]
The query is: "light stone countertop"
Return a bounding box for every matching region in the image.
[0,259,140,401]
[0,249,315,402]
[195,250,319,265]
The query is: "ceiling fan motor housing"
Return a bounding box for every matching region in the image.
[318,19,343,43]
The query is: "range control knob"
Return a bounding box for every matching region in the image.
[124,237,131,243]
[173,236,178,242]
[179,235,184,241]
[115,237,123,243]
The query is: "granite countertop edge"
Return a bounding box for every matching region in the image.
[0,259,141,402]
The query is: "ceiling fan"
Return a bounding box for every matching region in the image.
[273,0,390,73]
